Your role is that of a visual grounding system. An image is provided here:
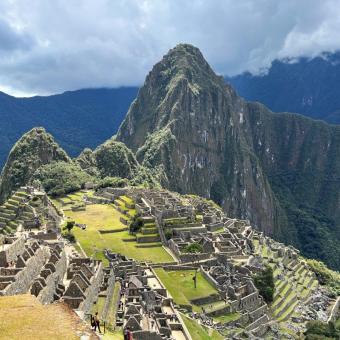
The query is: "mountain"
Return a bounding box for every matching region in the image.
[117,44,340,270]
[0,127,71,201]
[0,87,138,167]
[76,139,160,187]
[226,52,340,124]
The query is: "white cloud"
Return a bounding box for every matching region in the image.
[0,0,340,96]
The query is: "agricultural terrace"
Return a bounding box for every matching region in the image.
[57,191,173,265]
[252,238,319,329]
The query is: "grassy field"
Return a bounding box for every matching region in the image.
[154,269,218,310]
[213,312,240,323]
[181,314,224,340]
[64,204,173,264]
[0,294,95,339]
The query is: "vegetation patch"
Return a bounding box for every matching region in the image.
[34,161,93,197]
[154,269,217,311]
[306,259,340,296]
[181,314,224,340]
[304,320,340,339]
[63,203,172,265]
[253,265,275,303]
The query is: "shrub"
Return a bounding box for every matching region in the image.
[64,220,75,233]
[165,230,173,240]
[304,320,340,339]
[96,176,129,189]
[129,215,143,234]
[252,265,275,303]
[34,161,93,197]
[184,242,203,254]
[63,232,76,243]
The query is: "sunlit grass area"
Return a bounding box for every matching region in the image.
[64,203,173,265]
[154,269,217,310]
[0,294,93,339]
[181,314,224,340]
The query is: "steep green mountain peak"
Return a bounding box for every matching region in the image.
[0,127,70,202]
[117,44,340,270]
[116,44,233,150]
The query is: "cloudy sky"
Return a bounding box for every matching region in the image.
[0,0,340,96]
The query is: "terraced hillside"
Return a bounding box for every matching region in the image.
[55,190,174,265]
[0,184,337,340]
[0,187,59,236]
[252,235,323,335]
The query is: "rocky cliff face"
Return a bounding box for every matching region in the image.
[117,44,340,269]
[0,127,70,202]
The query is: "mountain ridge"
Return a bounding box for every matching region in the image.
[0,87,138,166]
[227,51,340,124]
[117,43,340,270]
[0,44,339,270]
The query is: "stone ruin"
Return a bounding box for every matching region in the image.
[0,185,337,339]
[94,186,337,338]
[106,252,191,340]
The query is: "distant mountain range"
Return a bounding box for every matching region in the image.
[1,51,340,167]
[227,52,340,124]
[1,44,339,270]
[0,87,138,166]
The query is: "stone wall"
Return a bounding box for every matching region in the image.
[79,262,104,313]
[3,246,49,295]
[178,253,211,263]
[190,294,222,307]
[132,331,163,340]
[328,297,340,323]
[37,247,67,304]
[200,267,220,290]
[101,271,115,321]
[0,237,25,267]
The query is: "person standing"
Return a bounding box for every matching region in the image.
[94,312,101,333]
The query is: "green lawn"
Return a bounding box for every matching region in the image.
[154,269,217,310]
[181,314,224,340]
[213,312,240,323]
[64,204,173,265]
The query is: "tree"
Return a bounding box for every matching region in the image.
[304,320,340,339]
[252,265,275,303]
[165,230,173,240]
[129,215,143,234]
[184,242,203,254]
[65,220,75,233]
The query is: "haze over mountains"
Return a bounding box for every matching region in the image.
[1,44,339,271]
[0,87,138,166]
[1,51,340,170]
[227,52,340,124]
